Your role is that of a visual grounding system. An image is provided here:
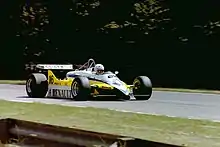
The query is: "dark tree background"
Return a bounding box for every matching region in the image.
[1,0,220,90]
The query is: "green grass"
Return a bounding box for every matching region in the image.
[0,80,25,85]
[153,87,220,94]
[1,80,220,94]
[0,100,220,147]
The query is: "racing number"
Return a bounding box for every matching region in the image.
[49,75,54,84]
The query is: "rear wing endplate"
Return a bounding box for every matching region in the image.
[36,64,73,70]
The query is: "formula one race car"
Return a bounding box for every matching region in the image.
[26,59,152,101]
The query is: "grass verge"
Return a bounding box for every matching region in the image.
[0,80,25,85]
[0,100,219,147]
[1,80,220,95]
[153,87,220,94]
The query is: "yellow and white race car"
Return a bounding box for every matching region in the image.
[25,59,152,101]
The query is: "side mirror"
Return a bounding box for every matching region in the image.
[114,71,119,75]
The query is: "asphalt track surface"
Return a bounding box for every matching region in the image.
[1,84,220,121]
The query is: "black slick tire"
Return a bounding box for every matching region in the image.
[26,73,48,98]
[71,76,91,101]
[133,76,152,100]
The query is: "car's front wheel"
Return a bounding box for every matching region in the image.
[132,76,152,100]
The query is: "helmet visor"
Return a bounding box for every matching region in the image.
[97,69,104,74]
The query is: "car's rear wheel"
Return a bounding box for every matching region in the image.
[26,73,48,98]
[71,76,91,101]
[133,76,152,100]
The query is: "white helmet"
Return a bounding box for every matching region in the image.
[94,64,104,74]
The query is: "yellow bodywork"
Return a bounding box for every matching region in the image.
[47,70,132,95]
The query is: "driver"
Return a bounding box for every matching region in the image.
[94,64,105,75]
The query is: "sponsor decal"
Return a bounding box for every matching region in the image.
[47,89,72,98]
[101,86,110,89]
[113,81,120,86]
[113,79,121,86]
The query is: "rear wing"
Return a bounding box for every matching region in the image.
[36,64,73,70]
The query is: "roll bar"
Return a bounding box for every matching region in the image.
[77,58,96,70]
